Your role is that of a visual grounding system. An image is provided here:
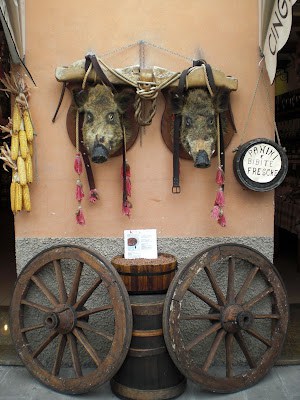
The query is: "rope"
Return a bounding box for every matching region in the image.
[82,62,93,90]
[261,64,282,147]
[100,40,193,63]
[239,66,264,146]
[203,65,214,97]
[239,59,282,148]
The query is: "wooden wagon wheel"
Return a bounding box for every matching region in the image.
[163,243,288,393]
[10,245,132,394]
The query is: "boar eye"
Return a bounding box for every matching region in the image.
[208,117,214,126]
[86,112,94,123]
[185,117,192,127]
[107,112,115,122]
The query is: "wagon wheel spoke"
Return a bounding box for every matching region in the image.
[21,322,45,333]
[67,333,82,377]
[188,286,221,311]
[76,320,113,342]
[225,333,234,377]
[244,328,272,348]
[186,322,222,352]
[202,329,226,372]
[73,327,102,367]
[243,287,274,310]
[73,277,102,310]
[253,313,280,319]
[21,299,53,313]
[53,260,67,303]
[235,266,259,304]
[234,331,256,369]
[204,265,226,305]
[31,275,59,306]
[76,304,113,319]
[179,313,220,321]
[32,330,59,359]
[226,257,235,303]
[52,334,67,376]
[67,261,83,305]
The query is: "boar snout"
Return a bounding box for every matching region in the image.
[194,150,210,168]
[91,144,109,163]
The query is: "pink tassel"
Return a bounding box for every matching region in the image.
[89,189,99,203]
[75,207,85,225]
[122,199,132,217]
[215,188,225,207]
[218,213,226,227]
[211,205,220,220]
[76,180,84,201]
[74,153,83,175]
[216,167,225,185]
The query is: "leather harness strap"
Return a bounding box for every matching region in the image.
[84,54,117,94]
[77,113,96,190]
[172,68,191,193]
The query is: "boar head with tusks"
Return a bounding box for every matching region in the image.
[74,84,136,163]
[170,88,229,168]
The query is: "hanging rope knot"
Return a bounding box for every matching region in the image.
[135,81,159,126]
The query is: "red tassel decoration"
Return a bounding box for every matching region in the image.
[121,163,132,197]
[211,205,220,220]
[76,207,85,225]
[215,188,225,207]
[76,179,84,201]
[216,167,225,185]
[122,199,132,217]
[89,189,99,203]
[74,153,83,175]
[218,213,226,227]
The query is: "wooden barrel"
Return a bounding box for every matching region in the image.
[111,254,177,295]
[110,295,186,400]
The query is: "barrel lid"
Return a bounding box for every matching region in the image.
[233,138,288,191]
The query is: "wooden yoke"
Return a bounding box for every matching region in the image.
[55,59,238,92]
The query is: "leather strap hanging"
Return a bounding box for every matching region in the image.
[172,68,190,193]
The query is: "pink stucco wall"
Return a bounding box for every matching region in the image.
[15,0,275,238]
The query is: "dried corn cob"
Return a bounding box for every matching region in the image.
[17,156,27,186]
[28,141,34,157]
[25,154,33,183]
[19,130,28,159]
[10,132,19,161]
[15,182,22,212]
[22,184,31,212]
[23,109,34,142]
[12,102,22,132]
[10,180,16,213]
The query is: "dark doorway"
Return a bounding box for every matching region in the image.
[0,27,19,365]
[274,6,300,365]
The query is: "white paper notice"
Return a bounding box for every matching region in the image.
[124,229,158,259]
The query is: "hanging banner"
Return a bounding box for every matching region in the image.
[261,0,297,84]
[0,0,25,64]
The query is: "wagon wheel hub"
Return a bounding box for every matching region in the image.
[220,304,253,333]
[44,305,76,334]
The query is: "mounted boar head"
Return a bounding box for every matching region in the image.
[161,87,235,168]
[73,84,137,163]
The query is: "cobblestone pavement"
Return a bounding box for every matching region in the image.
[0,365,299,399]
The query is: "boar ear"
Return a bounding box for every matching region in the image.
[73,89,89,108]
[115,88,136,114]
[169,89,184,114]
[214,90,229,113]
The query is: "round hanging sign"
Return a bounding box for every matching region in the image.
[233,138,288,191]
